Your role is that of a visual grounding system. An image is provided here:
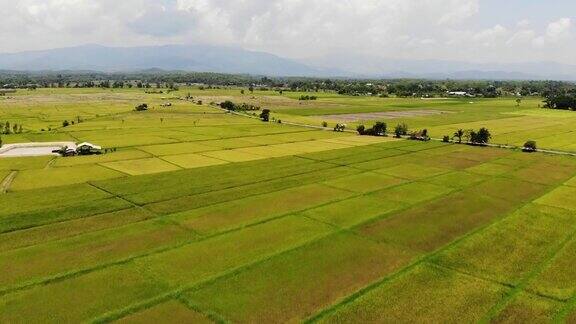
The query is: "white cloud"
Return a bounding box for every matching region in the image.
[0,0,574,64]
[546,17,572,41]
[437,0,479,25]
[472,25,509,46]
[516,19,531,28]
[531,18,572,48]
[506,29,536,46]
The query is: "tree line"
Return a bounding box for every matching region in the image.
[1,122,23,135]
[2,71,574,99]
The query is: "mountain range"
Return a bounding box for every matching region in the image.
[0,44,575,81]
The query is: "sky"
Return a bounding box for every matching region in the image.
[0,0,574,64]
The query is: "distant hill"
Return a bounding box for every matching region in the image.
[302,53,576,81]
[0,44,324,77]
[1,44,575,80]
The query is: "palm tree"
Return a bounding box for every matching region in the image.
[453,129,465,143]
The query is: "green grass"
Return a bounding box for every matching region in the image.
[52,149,151,167]
[0,263,170,323]
[0,196,133,233]
[0,219,194,292]
[466,162,519,176]
[116,300,211,324]
[369,181,453,205]
[527,233,576,300]
[1,88,576,322]
[0,216,333,323]
[375,163,450,180]
[10,164,124,190]
[322,172,406,193]
[318,264,509,323]
[301,195,406,228]
[360,192,511,252]
[0,156,53,170]
[138,142,218,156]
[0,208,155,253]
[161,153,228,169]
[535,185,576,211]
[0,183,111,216]
[198,149,266,162]
[131,215,335,288]
[184,233,417,323]
[143,166,360,215]
[424,171,486,189]
[431,203,576,285]
[166,184,352,235]
[492,292,563,323]
[101,157,182,175]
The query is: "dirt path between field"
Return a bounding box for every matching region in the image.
[0,171,17,193]
[315,110,453,122]
[206,100,576,157]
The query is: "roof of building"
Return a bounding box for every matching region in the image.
[76,142,102,150]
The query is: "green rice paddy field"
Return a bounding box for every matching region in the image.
[2,88,576,322]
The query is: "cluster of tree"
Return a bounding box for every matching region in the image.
[259,109,271,122]
[394,123,409,138]
[299,95,318,101]
[240,86,257,94]
[134,103,149,111]
[2,71,575,98]
[334,123,346,132]
[61,116,85,128]
[1,121,23,135]
[543,94,576,110]
[220,101,261,112]
[409,129,430,141]
[523,140,537,152]
[451,128,491,145]
[468,128,492,145]
[357,122,386,136]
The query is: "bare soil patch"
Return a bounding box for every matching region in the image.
[317,110,453,122]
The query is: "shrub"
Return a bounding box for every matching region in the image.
[453,129,465,143]
[357,122,387,136]
[409,129,430,141]
[134,103,148,111]
[523,140,537,152]
[260,109,271,122]
[468,127,491,145]
[322,121,328,128]
[221,101,260,111]
[62,120,70,127]
[220,100,236,111]
[394,123,409,138]
[238,103,261,111]
[373,122,387,136]
[443,135,450,142]
[334,123,346,132]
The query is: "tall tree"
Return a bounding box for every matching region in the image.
[453,129,465,143]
